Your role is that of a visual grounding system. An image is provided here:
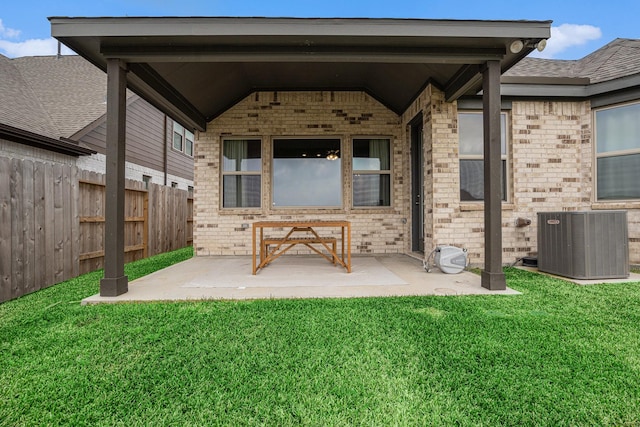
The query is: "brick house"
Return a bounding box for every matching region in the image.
[50,17,640,296]
[196,38,640,267]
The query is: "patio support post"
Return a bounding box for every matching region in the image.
[481,60,507,290]
[100,58,128,296]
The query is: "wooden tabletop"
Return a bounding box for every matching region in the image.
[253,220,350,228]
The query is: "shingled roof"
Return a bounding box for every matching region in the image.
[505,38,640,83]
[11,55,109,139]
[0,54,96,156]
[3,38,639,144]
[0,54,60,138]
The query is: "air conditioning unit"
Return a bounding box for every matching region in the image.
[537,211,629,280]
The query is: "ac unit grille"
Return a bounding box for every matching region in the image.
[537,211,629,280]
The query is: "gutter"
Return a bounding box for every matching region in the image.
[499,73,640,99]
[0,123,96,157]
[163,114,168,186]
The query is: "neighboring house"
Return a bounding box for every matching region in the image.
[0,54,94,162]
[49,17,640,297]
[3,54,194,190]
[1,52,196,302]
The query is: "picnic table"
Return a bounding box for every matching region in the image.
[252,220,351,274]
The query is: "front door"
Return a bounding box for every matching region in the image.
[411,115,424,253]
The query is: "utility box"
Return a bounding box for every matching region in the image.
[537,211,629,280]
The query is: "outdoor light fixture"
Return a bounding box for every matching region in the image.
[326,150,339,161]
[509,39,548,54]
[535,39,548,52]
[509,39,524,54]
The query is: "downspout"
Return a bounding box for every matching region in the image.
[163,115,168,186]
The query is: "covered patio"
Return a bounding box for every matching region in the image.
[82,254,519,304]
[50,17,551,298]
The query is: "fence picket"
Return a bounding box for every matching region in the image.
[1,160,193,303]
[0,157,11,302]
[34,161,46,291]
[10,159,24,299]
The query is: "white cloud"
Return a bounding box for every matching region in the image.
[0,37,75,58]
[0,19,21,39]
[0,18,75,57]
[530,23,602,59]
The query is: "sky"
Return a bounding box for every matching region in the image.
[0,0,638,59]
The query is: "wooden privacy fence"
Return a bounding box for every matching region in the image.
[1,157,193,303]
[78,170,193,274]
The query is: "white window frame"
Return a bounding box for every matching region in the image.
[221,138,262,209]
[594,100,640,201]
[458,111,509,202]
[172,121,194,157]
[185,130,194,156]
[352,137,393,208]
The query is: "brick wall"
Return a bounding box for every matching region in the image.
[193,91,409,256]
[405,95,597,265]
[194,88,640,265]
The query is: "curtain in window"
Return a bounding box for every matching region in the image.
[224,140,247,206]
[458,112,507,201]
[352,139,391,206]
[223,140,248,171]
[222,140,261,208]
[370,139,390,205]
[596,104,640,153]
[595,103,640,200]
[460,160,484,201]
[597,154,640,199]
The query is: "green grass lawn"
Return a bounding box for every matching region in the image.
[2,248,640,426]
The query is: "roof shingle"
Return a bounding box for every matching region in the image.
[505,38,640,83]
[0,54,60,138]
[11,55,108,138]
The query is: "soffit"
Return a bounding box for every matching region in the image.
[50,17,551,131]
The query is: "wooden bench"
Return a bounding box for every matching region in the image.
[262,237,338,264]
[252,221,351,274]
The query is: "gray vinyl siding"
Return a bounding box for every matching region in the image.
[78,98,193,181]
[125,99,165,172]
[77,123,106,155]
[166,119,194,181]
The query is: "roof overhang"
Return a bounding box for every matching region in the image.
[50,17,551,131]
[0,123,96,157]
[500,73,640,99]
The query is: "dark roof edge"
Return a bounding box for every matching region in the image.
[500,73,640,98]
[501,76,590,85]
[0,123,96,157]
[50,16,552,39]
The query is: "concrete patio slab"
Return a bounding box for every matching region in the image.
[82,254,520,304]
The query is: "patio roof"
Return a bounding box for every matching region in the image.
[49,16,551,296]
[50,17,551,131]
